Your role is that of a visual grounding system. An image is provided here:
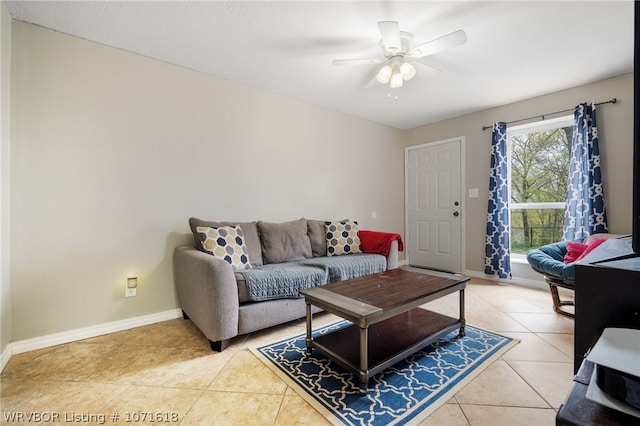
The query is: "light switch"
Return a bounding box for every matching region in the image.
[468,188,479,198]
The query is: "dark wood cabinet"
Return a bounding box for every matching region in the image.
[557,239,640,425]
[574,239,640,373]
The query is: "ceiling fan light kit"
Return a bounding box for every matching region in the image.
[399,61,417,81]
[376,60,416,88]
[333,21,466,90]
[376,64,393,84]
[390,69,404,89]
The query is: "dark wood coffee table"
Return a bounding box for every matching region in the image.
[300,268,469,393]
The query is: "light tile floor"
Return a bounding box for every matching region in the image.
[1,278,575,425]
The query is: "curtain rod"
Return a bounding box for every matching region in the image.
[481,98,618,131]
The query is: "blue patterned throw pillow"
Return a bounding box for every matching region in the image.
[325,220,362,256]
[196,225,252,270]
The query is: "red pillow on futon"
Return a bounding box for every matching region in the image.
[564,242,588,263]
[575,238,606,262]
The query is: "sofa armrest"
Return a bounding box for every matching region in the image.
[173,246,239,342]
[359,230,402,270]
[386,240,399,270]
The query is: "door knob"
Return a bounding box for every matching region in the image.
[453,211,460,217]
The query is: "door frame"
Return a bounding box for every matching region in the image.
[404,136,466,273]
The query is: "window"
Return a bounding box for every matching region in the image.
[508,116,573,255]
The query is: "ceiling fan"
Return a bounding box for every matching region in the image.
[332,21,467,89]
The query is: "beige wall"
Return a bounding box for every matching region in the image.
[6,20,635,344]
[9,22,404,341]
[403,73,634,279]
[1,4,12,356]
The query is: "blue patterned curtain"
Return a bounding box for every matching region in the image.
[485,122,511,279]
[562,103,608,241]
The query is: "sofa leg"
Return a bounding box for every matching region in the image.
[182,310,190,320]
[209,339,230,352]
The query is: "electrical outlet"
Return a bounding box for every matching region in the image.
[126,277,137,297]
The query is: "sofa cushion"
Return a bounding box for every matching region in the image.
[325,220,362,256]
[301,253,386,282]
[195,226,252,270]
[236,262,328,302]
[307,219,328,257]
[235,272,251,302]
[189,218,263,266]
[258,218,312,264]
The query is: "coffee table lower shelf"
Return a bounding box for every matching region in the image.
[309,308,463,392]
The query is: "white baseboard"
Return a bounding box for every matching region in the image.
[0,267,544,372]
[463,269,547,290]
[8,308,183,356]
[403,264,546,290]
[0,344,11,373]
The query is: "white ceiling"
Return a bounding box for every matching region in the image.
[4,1,635,130]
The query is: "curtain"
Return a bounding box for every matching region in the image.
[485,122,511,279]
[562,103,608,241]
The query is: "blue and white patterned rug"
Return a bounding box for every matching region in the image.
[251,321,518,426]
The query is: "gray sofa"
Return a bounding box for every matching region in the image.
[174,217,400,351]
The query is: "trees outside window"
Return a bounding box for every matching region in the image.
[508,116,573,254]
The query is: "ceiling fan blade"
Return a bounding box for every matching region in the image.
[377,21,402,53]
[365,75,380,89]
[332,58,383,66]
[407,29,467,58]
[410,61,441,78]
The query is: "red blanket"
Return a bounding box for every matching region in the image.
[359,230,404,256]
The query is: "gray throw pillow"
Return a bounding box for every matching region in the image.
[307,219,328,257]
[257,218,312,264]
[189,218,263,266]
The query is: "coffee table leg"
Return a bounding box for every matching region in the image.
[305,302,313,354]
[459,288,466,337]
[359,325,368,394]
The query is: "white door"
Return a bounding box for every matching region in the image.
[406,139,463,273]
